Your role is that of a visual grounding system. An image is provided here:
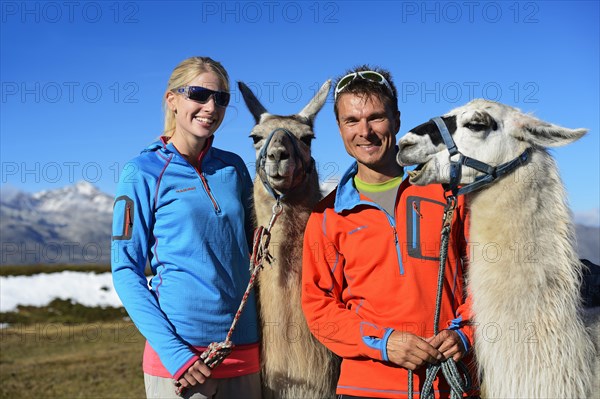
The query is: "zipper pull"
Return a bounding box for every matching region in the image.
[412,201,423,218]
[392,226,404,275]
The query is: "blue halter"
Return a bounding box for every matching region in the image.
[257,128,315,202]
[431,116,531,197]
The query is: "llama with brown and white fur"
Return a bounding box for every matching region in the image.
[396,99,597,398]
[239,80,339,399]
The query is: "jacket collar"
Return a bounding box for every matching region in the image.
[142,136,215,166]
[334,163,362,213]
[334,162,409,214]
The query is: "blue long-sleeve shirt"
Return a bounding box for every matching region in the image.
[111,136,259,379]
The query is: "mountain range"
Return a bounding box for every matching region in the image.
[1,182,113,265]
[0,182,598,265]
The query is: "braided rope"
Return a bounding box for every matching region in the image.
[408,197,471,399]
[175,201,283,396]
[200,203,281,366]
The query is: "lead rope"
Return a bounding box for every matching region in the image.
[174,201,284,396]
[407,195,471,399]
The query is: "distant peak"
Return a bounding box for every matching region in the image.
[1,183,24,197]
[32,181,102,200]
[73,180,98,195]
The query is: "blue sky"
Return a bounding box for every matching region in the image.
[1,0,598,222]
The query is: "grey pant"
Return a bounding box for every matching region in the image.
[144,372,261,399]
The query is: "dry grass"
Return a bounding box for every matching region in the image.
[0,321,146,398]
[0,265,155,398]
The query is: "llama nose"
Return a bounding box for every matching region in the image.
[267,146,289,162]
[397,138,414,153]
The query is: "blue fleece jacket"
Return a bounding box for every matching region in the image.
[111,137,259,379]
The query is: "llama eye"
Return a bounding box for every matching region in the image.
[250,135,262,145]
[300,136,314,146]
[464,122,488,132]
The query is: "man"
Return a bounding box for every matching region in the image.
[301,66,477,398]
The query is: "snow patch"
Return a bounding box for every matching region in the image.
[0,271,124,312]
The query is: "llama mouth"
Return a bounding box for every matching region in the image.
[407,169,421,180]
[267,174,291,184]
[406,164,425,183]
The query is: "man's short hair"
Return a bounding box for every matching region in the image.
[333,65,399,120]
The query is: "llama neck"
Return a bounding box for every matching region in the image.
[253,173,320,277]
[464,146,593,399]
[467,149,580,289]
[253,173,320,234]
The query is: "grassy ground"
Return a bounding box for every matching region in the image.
[0,321,146,398]
[0,265,150,398]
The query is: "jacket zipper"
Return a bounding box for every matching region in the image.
[391,223,404,275]
[412,201,421,249]
[369,199,404,276]
[124,202,133,237]
[197,170,221,213]
[358,190,405,275]
[192,137,221,214]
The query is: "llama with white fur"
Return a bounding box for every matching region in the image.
[396,99,597,398]
[239,80,339,399]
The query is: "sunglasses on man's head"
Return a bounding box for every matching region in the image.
[334,71,394,100]
[175,86,230,107]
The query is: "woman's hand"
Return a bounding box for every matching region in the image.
[175,360,212,394]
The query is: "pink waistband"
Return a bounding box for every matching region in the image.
[143,341,260,379]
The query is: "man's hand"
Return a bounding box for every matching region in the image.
[426,329,467,362]
[386,330,443,370]
[177,360,212,389]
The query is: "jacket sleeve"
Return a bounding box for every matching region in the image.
[111,161,198,379]
[239,160,255,252]
[445,201,474,352]
[446,292,475,353]
[301,211,394,362]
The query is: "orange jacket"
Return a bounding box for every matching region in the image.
[302,164,477,398]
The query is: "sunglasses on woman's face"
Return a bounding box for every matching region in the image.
[175,86,230,107]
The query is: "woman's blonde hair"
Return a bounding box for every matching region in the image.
[163,56,230,137]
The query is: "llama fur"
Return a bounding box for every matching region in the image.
[397,99,597,398]
[239,81,339,399]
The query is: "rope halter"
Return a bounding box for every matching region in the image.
[174,199,284,397]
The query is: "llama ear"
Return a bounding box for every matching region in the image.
[297,80,331,125]
[238,81,269,124]
[520,115,587,147]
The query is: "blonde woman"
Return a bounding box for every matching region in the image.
[112,57,260,398]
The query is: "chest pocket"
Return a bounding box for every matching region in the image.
[112,195,134,241]
[406,196,445,261]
